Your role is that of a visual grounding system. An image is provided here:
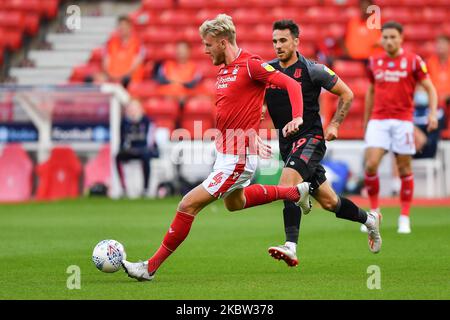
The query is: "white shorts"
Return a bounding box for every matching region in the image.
[202,151,258,199]
[365,119,415,155]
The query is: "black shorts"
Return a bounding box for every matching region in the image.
[280,135,327,193]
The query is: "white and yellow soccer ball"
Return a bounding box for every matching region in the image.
[92,240,126,273]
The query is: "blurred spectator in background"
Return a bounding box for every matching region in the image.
[155,41,203,99]
[116,99,159,197]
[316,0,382,66]
[341,0,382,61]
[427,35,450,112]
[102,16,145,88]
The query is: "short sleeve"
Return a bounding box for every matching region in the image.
[413,55,429,82]
[309,63,339,90]
[247,58,279,83]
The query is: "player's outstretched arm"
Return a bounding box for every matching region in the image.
[268,72,305,137]
[325,78,354,141]
[246,59,304,137]
[420,78,439,132]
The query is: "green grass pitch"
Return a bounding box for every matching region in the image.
[0,197,449,300]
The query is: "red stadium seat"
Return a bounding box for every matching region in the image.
[333,60,366,79]
[141,27,181,44]
[157,10,193,25]
[0,11,25,31]
[288,0,321,7]
[0,28,23,51]
[84,144,111,192]
[144,97,180,119]
[194,9,223,25]
[153,118,176,132]
[36,146,82,200]
[178,0,209,8]
[142,0,174,10]
[89,47,104,64]
[197,60,220,79]
[23,13,40,36]
[233,9,266,25]
[4,0,40,13]
[39,0,59,19]
[184,96,214,117]
[404,24,436,42]
[128,80,159,99]
[180,117,214,139]
[69,64,101,83]
[181,97,215,140]
[346,78,370,98]
[0,144,33,202]
[144,43,176,61]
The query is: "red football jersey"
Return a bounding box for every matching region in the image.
[367,48,429,121]
[214,49,280,154]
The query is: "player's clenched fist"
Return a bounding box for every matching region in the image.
[282,116,303,137]
[325,123,339,141]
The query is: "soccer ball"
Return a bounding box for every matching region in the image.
[92,239,126,273]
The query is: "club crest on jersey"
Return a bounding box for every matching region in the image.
[323,65,335,76]
[261,62,275,72]
[294,68,302,78]
[400,58,407,69]
[232,65,239,75]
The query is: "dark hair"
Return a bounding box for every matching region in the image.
[381,21,403,34]
[273,20,300,38]
[118,15,131,24]
[437,34,450,42]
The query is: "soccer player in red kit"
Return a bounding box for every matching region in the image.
[364,21,438,234]
[121,14,311,281]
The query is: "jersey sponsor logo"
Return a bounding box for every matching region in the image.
[261,62,275,72]
[374,69,408,82]
[208,172,224,188]
[323,66,335,76]
[216,75,237,89]
[294,68,302,78]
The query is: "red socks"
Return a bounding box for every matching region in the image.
[147,211,195,274]
[400,174,414,216]
[364,172,380,211]
[243,184,300,209]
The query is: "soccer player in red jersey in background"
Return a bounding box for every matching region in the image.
[121,14,312,281]
[364,21,438,234]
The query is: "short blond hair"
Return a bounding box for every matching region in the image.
[199,14,236,44]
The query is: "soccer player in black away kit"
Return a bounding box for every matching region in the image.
[264,20,383,266]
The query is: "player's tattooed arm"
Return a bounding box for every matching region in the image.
[329,78,354,126]
[325,78,353,141]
